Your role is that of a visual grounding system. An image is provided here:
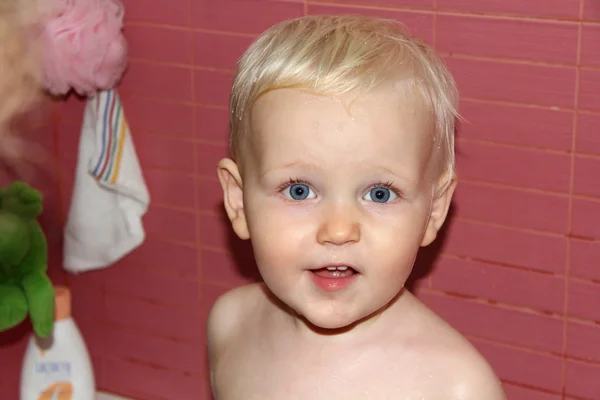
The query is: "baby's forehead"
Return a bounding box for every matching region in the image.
[249,87,434,147]
[244,87,436,172]
[253,82,431,119]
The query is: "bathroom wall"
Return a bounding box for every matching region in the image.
[0,102,68,397]
[2,0,597,399]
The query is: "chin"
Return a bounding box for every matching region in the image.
[307,315,356,331]
[297,307,372,333]
[300,293,402,334]
[271,293,357,331]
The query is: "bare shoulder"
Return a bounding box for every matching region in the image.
[206,282,264,354]
[435,338,506,400]
[399,293,507,400]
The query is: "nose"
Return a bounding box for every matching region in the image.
[316,204,361,246]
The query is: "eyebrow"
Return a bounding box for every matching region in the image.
[375,166,401,178]
[263,160,322,176]
[263,161,414,184]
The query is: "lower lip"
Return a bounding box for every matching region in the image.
[309,271,358,292]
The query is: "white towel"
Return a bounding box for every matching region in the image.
[63,88,150,273]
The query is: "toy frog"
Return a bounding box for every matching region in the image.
[0,181,54,338]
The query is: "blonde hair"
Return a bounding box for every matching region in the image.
[229,15,459,177]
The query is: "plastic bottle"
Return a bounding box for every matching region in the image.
[20,285,96,400]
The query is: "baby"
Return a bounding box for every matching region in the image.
[208,15,506,400]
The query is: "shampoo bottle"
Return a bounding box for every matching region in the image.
[20,286,96,400]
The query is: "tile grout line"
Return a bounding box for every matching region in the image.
[124,4,600,27]
[561,1,585,397]
[126,52,600,71]
[58,88,600,116]
[186,0,208,382]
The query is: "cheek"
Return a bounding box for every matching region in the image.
[246,202,314,261]
[372,203,429,235]
[366,206,429,260]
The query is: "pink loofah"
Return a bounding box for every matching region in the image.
[38,0,128,96]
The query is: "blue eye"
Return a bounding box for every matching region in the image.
[284,183,315,200]
[364,187,397,203]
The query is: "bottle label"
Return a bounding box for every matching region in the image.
[34,362,73,400]
[38,382,73,400]
[36,361,71,377]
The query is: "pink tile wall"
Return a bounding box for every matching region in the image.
[0,102,67,399]
[22,0,598,399]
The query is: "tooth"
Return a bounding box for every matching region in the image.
[326,267,337,271]
[337,266,348,271]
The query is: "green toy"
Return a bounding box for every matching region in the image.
[0,181,54,338]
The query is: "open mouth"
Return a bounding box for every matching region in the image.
[309,265,359,292]
[310,265,358,279]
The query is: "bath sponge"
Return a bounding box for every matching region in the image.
[38,0,128,96]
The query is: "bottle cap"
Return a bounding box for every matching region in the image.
[54,286,71,321]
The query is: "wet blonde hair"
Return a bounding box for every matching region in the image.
[229,14,459,177]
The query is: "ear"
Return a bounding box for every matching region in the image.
[421,175,457,247]
[217,158,250,240]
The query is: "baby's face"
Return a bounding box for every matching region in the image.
[236,84,444,330]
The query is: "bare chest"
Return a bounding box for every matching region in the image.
[212,336,442,400]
